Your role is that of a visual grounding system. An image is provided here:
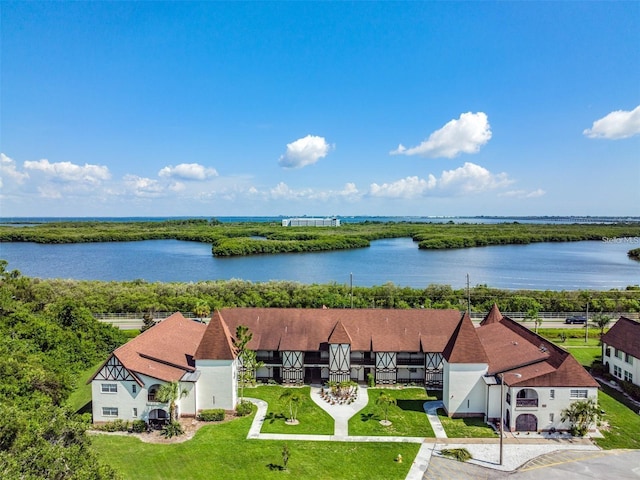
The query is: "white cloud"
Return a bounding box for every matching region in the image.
[583,105,640,139]
[158,163,218,180]
[123,174,163,197]
[391,112,492,158]
[278,135,332,169]
[369,175,437,198]
[23,158,111,184]
[0,153,29,188]
[439,162,512,193]
[500,189,546,199]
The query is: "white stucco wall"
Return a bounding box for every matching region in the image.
[603,342,639,387]
[443,361,488,417]
[195,359,238,411]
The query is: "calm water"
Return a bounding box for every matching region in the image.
[1,238,638,290]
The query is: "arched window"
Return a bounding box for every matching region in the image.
[148,384,162,402]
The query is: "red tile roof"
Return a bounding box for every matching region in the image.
[214,308,463,353]
[443,312,489,364]
[97,312,207,383]
[328,321,353,344]
[477,315,598,388]
[601,317,640,359]
[480,303,503,326]
[194,311,237,360]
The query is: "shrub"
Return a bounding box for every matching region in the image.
[161,421,184,438]
[235,400,252,417]
[131,419,147,433]
[439,448,472,462]
[621,380,640,402]
[198,409,225,422]
[367,373,375,387]
[96,419,129,432]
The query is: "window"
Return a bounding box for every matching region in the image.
[615,349,622,359]
[132,384,137,393]
[102,407,118,417]
[625,353,633,365]
[614,365,622,378]
[132,408,138,417]
[549,389,555,399]
[605,347,610,357]
[101,384,117,393]
[570,389,588,399]
[624,371,633,383]
[549,413,554,422]
[506,392,511,405]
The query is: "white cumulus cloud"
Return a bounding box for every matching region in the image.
[23,158,111,184]
[369,175,437,198]
[158,163,218,180]
[278,135,332,169]
[439,162,512,193]
[0,153,30,188]
[583,105,640,139]
[123,174,163,197]
[500,189,546,199]
[391,112,492,158]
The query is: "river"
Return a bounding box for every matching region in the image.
[1,237,638,290]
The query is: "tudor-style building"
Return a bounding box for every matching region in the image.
[90,306,599,433]
[601,317,639,387]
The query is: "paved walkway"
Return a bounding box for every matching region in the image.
[245,393,602,480]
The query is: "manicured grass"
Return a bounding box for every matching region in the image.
[436,409,497,438]
[244,385,334,435]
[562,347,601,367]
[90,413,420,480]
[595,385,640,450]
[348,387,436,437]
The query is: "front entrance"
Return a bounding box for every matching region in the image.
[305,367,323,384]
[515,413,538,432]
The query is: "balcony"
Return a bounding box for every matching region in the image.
[396,358,425,366]
[516,398,538,407]
[256,353,281,363]
[303,354,328,365]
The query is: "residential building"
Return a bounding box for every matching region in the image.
[281,217,340,227]
[601,316,639,387]
[90,305,598,433]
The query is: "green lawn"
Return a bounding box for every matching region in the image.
[66,360,107,413]
[436,409,497,438]
[595,384,640,450]
[348,387,436,437]
[244,385,334,435]
[90,412,419,480]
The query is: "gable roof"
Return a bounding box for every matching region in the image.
[442,312,489,364]
[212,308,463,353]
[601,317,640,358]
[477,315,598,388]
[91,312,207,383]
[328,321,353,344]
[194,311,237,360]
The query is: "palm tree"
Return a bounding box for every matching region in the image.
[193,301,210,321]
[376,392,397,425]
[280,389,304,423]
[561,398,599,436]
[525,308,542,334]
[156,381,189,422]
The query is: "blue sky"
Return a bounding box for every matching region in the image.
[1,1,639,217]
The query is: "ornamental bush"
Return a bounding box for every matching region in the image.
[235,401,252,417]
[131,419,147,433]
[161,421,184,438]
[198,409,225,422]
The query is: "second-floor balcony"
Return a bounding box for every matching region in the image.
[396,358,425,366]
[516,398,539,407]
[303,353,328,365]
[256,353,282,363]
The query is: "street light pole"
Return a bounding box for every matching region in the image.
[499,372,521,466]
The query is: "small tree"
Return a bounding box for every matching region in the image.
[193,301,210,321]
[280,389,304,423]
[233,325,263,402]
[140,312,156,333]
[156,381,189,422]
[525,308,542,334]
[376,392,397,425]
[591,312,612,342]
[561,397,599,436]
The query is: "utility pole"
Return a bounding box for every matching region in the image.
[585,301,589,343]
[466,273,471,315]
[350,272,353,309]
